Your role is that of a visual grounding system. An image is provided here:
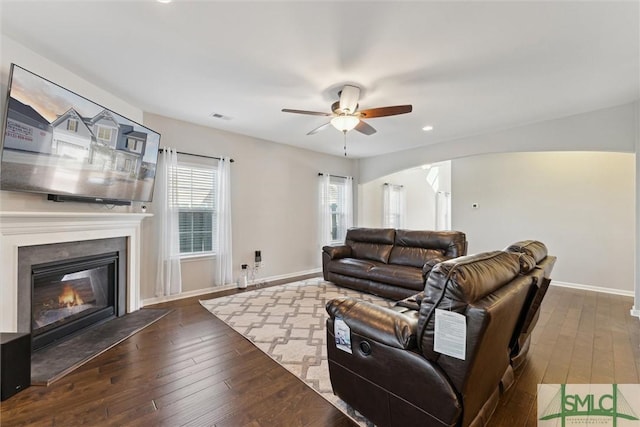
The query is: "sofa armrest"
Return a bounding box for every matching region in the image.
[323,245,352,260]
[422,256,447,278]
[326,297,418,350]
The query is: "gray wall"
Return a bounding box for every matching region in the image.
[451,151,635,292]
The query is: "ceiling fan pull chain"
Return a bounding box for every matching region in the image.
[343,130,347,156]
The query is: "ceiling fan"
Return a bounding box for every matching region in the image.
[282,85,412,136]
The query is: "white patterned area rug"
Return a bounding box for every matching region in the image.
[200,278,394,426]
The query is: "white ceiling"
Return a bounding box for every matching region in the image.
[1,1,638,159]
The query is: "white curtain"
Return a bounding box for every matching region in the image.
[215,157,233,286]
[343,176,354,233]
[318,173,332,247]
[155,148,182,296]
[383,183,406,229]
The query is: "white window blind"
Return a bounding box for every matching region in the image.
[320,175,352,244]
[171,163,217,255]
[329,177,346,243]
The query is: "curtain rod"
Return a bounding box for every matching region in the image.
[159,148,234,163]
[384,183,404,187]
[318,172,349,179]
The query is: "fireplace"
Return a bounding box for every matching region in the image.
[15,237,128,350]
[31,252,119,351]
[1,212,149,335]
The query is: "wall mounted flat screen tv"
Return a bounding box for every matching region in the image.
[0,64,160,203]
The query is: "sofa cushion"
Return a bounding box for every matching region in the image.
[346,228,396,245]
[388,246,445,268]
[395,229,467,258]
[367,264,425,291]
[349,242,394,264]
[327,258,378,280]
[346,228,396,263]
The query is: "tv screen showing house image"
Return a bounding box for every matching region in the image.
[0,64,160,203]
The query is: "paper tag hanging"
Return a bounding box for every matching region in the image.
[433,308,466,360]
[334,317,352,354]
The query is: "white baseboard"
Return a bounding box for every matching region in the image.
[630,307,640,318]
[141,268,322,307]
[551,280,634,297]
[251,268,321,284]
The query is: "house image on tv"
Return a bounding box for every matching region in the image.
[3,97,53,153]
[114,124,148,175]
[50,108,148,177]
[51,108,93,160]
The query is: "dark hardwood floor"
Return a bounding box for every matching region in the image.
[1,285,638,426]
[491,286,640,426]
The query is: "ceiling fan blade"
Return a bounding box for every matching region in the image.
[339,85,360,113]
[307,122,332,135]
[358,105,413,119]
[282,108,332,117]
[354,120,376,136]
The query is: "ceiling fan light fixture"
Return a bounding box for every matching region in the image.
[331,115,360,132]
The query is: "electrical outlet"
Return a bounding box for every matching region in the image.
[254,250,262,269]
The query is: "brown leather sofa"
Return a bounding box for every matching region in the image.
[326,243,555,427]
[322,228,467,300]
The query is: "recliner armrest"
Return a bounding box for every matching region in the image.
[326,297,418,350]
[323,245,352,259]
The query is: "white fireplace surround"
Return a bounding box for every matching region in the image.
[0,211,151,332]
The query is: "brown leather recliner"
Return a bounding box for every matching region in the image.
[326,249,546,427]
[504,240,557,369]
[323,228,467,300]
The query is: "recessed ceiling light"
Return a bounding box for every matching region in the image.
[422,125,434,131]
[157,0,172,3]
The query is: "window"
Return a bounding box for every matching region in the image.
[383,184,405,228]
[126,138,139,151]
[96,126,112,141]
[319,174,353,245]
[66,119,77,132]
[329,178,347,242]
[171,163,217,256]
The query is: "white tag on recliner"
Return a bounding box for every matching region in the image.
[434,309,466,360]
[334,318,352,354]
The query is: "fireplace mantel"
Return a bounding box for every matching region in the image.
[0,211,151,332]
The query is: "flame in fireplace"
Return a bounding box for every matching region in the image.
[58,284,84,308]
